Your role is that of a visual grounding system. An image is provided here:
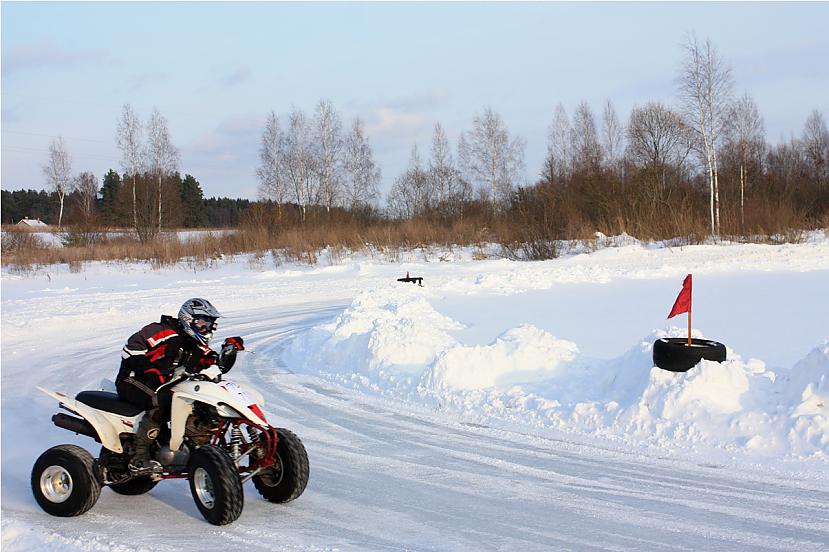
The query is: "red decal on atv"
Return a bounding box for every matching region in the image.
[249,404,267,422]
[122,420,134,427]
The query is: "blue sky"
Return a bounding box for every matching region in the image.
[2,2,828,200]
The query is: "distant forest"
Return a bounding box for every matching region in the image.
[2,175,252,229]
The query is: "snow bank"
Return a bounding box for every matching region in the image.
[286,287,463,395]
[288,288,829,463]
[424,325,579,391]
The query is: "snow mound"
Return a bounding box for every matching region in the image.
[423,325,579,391]
[286,287,463,394]
[785,341,829,457]
[289,292,829,462]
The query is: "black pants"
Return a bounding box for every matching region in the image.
[116,377,172,424]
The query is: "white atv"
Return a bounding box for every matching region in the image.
[32,366,309,525]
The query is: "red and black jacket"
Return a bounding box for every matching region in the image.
[117,315,219,391]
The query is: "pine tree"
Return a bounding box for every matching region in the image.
[99,169,122,225]
[180,174,208,227]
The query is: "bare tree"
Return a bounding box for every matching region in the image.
[146,107,180,235]
[429,123,459,209]
[678,34,734,235]
[571,101,603,175]
[388,145,431,219]
[73,171,99,223]
[723,92,765,228]
[601,99,625,176]
[256,111,288,217]
[42,136,72,229]
[461,108,525,211]
[342,118,381,211]
[283,108,317,222]
[544,104,572,181]
[802,109,829,187]
[115,103,144,231]
[626,102,693,191]
[312,99,344,213]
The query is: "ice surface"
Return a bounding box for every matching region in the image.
[3,232,829,550]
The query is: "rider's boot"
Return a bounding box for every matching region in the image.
[129,415,163,474]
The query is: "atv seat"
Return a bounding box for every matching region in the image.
[75,391,142,417]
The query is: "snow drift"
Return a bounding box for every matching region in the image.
[287,288,829,463]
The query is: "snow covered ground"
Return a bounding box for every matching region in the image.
[2,234,829,550]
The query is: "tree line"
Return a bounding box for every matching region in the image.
[8,33,829,256]
[1,178,250,231]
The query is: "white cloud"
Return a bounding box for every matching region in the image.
[213,64,252,87]
[1,41,108,76]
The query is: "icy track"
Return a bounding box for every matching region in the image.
[2,235,829,551]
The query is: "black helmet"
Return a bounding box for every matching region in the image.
[178,298,221,346]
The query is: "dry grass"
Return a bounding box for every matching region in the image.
[2,202,826,272]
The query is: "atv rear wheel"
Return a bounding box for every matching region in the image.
[31,444,101,517]
[188,444,244,525]
[252,428,309,503]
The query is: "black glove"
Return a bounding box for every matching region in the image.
[219,337,244,373]
[187,350,219,374]
[223,337,245,351]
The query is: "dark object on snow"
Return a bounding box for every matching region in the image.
[653,338,726,372]
[397,272,423,286]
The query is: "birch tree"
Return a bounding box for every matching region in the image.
[571,101,602,175]
[42,136,72,229]
[73,171,99,223]
[256,111,288,217]
[461,108,525,211]
[428,123,457,209]
[723,92,765,228]
[284,108,316,222]
[115,103,144,230]
[802,109,829,187]
[544,104,572,181]
[312,99,344,213]
[146,107,179,235]
[601,99,625,176]
[678,34,733,235]
[342,118,381,211]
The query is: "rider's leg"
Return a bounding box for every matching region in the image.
[117,377,164,472]
[130,412,162,471]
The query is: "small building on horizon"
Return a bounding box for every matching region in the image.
[15,217,50,228]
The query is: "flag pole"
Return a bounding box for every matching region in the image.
[687,301,692,347]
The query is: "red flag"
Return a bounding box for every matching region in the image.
[667,274,692,319]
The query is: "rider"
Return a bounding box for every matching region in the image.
[116,298,245,473]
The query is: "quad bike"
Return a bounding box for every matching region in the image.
[32,366,309,525]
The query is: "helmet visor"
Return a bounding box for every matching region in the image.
[192,316,217,335]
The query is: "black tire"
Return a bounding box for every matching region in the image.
[653,337,727,372]
[252,428,309,504]
[109,476,159,495]
[31,444,101,517]
[188,444,244,525]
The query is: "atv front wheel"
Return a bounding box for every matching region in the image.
[252,428,309,503]
[31,444,101,517]
[188,444,244,525]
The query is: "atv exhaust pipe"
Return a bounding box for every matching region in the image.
[52,413,100,442]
